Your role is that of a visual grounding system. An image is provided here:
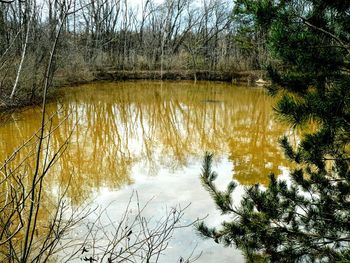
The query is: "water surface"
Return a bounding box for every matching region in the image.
[0,81,295,262]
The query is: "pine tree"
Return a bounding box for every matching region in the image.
[197,1,350,262]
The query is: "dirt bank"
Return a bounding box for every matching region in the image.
[93,70,263,84]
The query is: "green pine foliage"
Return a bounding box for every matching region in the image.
[198,0,350,262]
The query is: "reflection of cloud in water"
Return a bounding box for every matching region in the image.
[91,156,244,263]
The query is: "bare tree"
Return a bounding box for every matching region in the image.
[58,193,201,263]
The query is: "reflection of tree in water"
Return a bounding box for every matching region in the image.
[226,90,295,185]
[0,81,294,205]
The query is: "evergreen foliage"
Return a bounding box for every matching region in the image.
[197,0,350,262]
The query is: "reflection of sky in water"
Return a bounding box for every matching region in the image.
[0,81,296,262]
[82,156,245,262]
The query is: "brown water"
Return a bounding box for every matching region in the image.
[0,81,295,262]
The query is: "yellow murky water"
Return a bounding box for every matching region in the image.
[0,81,295,262]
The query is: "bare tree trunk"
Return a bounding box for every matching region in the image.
[10,5,32,99]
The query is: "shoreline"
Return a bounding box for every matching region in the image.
[93,69,262,83]
[0,69,264,113]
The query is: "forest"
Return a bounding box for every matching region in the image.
[0,0,350,262]
[0,0,266,109]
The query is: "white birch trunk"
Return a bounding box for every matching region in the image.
[10,10,32,100]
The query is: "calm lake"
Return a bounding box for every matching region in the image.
[0,81,295,262]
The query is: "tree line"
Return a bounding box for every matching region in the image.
[0,0,268,105]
